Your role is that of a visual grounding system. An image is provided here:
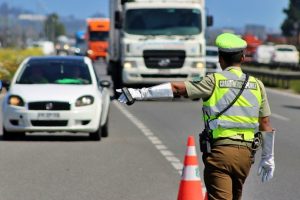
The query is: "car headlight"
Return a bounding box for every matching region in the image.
[74,48,81,53]
[192,62,204,69]
[123,61,137,69]
[8,95,24,106]
[75,95,94,107]
[63,44,70,50]
[87,50,94,55]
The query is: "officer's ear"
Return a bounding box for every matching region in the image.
[218,55,226,70]
[241,54,245,63]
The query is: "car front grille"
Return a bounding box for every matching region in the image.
[143,50,185,69]
[31,120,68,127]
[28,101,70,110]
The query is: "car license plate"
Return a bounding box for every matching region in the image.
[37,113,60,119]
[158,69,171,74]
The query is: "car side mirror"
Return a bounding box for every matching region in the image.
[99,80,111,88]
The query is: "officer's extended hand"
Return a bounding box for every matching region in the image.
[257,131,275,183]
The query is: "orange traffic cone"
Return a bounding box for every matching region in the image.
[177,135,204,200]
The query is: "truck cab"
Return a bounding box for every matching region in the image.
[86,18,110,61]
[109,0,212,90]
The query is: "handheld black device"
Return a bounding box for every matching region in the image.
[121,87,136,106]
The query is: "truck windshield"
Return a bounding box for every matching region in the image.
[125,8,202,35]
[89,31,109,41]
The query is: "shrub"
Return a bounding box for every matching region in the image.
[290,80,300,94]
[0,48,43,79]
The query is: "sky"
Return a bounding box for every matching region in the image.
[1,0,289,32]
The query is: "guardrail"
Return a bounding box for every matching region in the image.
[242,66,300,89]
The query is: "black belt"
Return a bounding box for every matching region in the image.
[212,138,253,148]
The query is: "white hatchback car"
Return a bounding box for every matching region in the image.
[2,56,111,140]
[271,44,299,67]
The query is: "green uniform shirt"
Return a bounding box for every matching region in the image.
[184,67,271,117]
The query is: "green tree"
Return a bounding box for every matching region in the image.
[281,0,300,39]
[44,13,66,41]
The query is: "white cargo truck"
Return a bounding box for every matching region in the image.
[108,0,213,91]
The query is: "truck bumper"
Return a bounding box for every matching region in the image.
[122,57,205,85]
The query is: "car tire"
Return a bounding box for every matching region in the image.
[2,127,25,140]
[101,116,109,138]
[89,125,102,141]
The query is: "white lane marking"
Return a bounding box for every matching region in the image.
[113,101,206,192]
[266,88,300,100]
[271,113,290,121]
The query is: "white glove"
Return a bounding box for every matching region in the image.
[116,83,174,104]
[257,130,275,183]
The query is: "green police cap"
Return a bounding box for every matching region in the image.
[215,33,247,53]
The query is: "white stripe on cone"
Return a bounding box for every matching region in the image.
[186,146,197,156]
[181,166,201,181]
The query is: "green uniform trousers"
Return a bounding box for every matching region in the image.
[202,145,252,200]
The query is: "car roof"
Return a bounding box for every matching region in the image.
[206,46,218,51]
[28,56,86,62]
[274,44,297,49]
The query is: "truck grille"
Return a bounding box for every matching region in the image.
[143,50,185,69]
[141,74,188,78]
[28,102,70,111]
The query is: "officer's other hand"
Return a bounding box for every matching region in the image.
[257,157,275,183]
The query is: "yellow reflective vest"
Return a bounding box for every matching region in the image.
[203,68,262,141]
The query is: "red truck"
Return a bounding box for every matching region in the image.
[242,34,262,63]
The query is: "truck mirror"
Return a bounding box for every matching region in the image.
[115,11,122,29]
[206,16,213,27]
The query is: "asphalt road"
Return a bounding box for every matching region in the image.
[0,61,299,200]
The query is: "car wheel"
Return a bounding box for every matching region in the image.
[2,127,25,140]
[89,125,102,141]
[101,116,109,138]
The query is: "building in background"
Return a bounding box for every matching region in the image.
[244,24,267,41]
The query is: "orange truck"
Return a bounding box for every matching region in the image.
[86,18,110,61]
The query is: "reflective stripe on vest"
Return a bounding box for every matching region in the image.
[203,69,262,141]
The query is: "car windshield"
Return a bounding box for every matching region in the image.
[89,31,109,41]
[16,60,92,85]
[276,48,295,52]
[125,8,202,35]
[206,50,218,56]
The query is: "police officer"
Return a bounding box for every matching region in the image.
[117,33,275,200]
